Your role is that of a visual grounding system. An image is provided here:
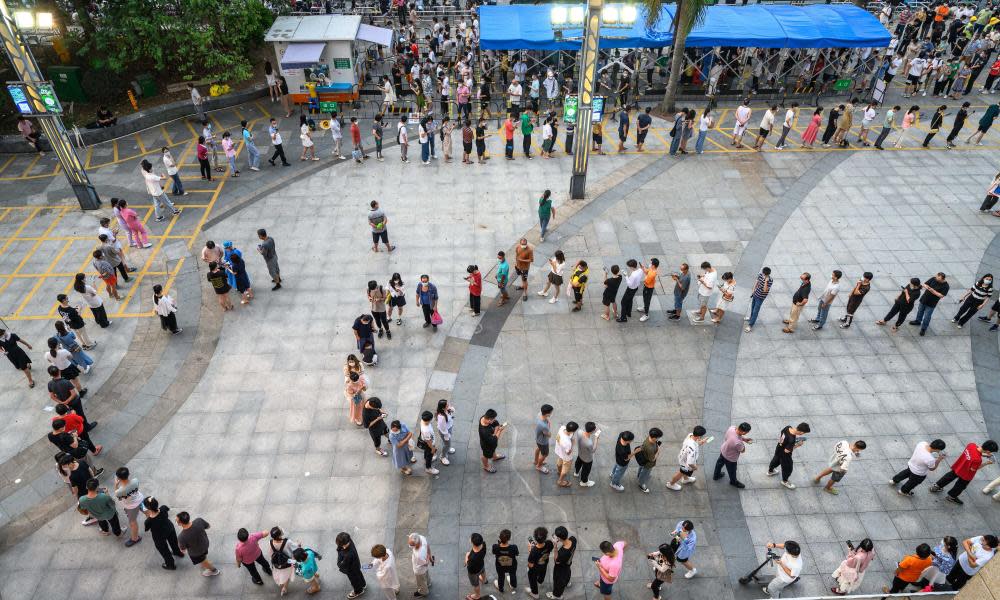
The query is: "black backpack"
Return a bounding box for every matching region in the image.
[271,539,290,568]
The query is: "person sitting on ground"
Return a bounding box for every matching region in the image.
[96,106,117,128]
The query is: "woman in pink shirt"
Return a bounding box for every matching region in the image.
[221,131,239,177]
[595,540,626,598]
[894,105,919,148]
[117,199,151,248]
[235,528,272,585]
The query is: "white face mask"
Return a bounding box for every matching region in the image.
[986,279,993,285]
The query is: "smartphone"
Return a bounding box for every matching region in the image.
[362,564,373,571]
[702,436,715,445]
[591,556,600,562]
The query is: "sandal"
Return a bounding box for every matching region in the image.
[494,453,507,461]
[28,382,35,388]
[484,466,497,473]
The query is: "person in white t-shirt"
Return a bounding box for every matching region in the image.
[731,99,752,148]
[813,440,866,494]
[858,101,878,146]
[904,55,929,97]
[666,425,707,491]
[764,541,802,598]
[693,261,717,322]
[810,269,842,330]
[753,104,777,151]
[947,535,997,589]
[890,439,947,496]
[554,422,578,488]
[774,103,798,149]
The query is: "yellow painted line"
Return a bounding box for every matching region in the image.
[134,133,147,154]
[19,155,41,178]
[0,207,41,258]
[253,99,273,119]
[0,156,16,175]
[187,178,227,251]
[705,135,732,152]
[0,207,67,298]
[159,125,174,146]
[113,200,189,315]
[159,256,187,299]
[0,271,170,278]
[12,239,74,316]
[0,235,197,242]
[0,313,154,321]
[112,138,119,162]
[184,118,200,138]
[0,208,11,223]
[49,252,98,318]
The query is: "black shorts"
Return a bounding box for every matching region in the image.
[680,466,695,476]
[992,299,1000,312]
[677,556,689,564]
[476,141,486,156]
[907,73,921,85]
[372,230,388,244]
[463,142,473,153]
[883,72,895,83]
[759,127,770,138]
[537,442,549,456]
[637,132,648,144]
[190,552,208,565]
[602,291,616,306]
[979,124,992,134]
[213,284,231,296]
[618,130,628,142]
[573,288,583,302]
[60,363,81,380]
[389,295,406,308]
[593,134,603,144]
[515,267,529,279]
[482,444,497,459]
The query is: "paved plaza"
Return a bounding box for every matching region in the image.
[0,103,999,600]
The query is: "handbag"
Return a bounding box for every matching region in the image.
[431,310,443,325]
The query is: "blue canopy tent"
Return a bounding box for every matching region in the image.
[478,4,891,50]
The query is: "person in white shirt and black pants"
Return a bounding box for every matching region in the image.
[617,260,643,323]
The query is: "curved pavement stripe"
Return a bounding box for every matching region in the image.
[972,231,1000,440]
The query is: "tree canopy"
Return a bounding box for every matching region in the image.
[61,0,276,82]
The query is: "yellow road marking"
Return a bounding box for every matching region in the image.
[0,271,170,278]
[12,239,74,316]
[19,155,41,178]
[0,208,11,223]
[160,125,173,146]
[160,256,187,299]
[0,207,67,298]
[134,133,147,154]
[187,178,227,251]
[113,138,119,162]
[0,207,41,258]
[0,156,16,175]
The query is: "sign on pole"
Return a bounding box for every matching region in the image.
[563,94,579,124]
[591,96,605,123]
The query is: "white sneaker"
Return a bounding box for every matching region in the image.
[426,468,440,475]
[684,568,698,579]
[83,365,92,374]
[781,481,796,490]
[441,457,450,466]
[744,326,752,333]
[448,447,456,454]
[666,482,682,491]
[537,291,548,297]
[610,483,625,491]
[639,315,649,322]
[744,315,750,321]
[985,487,995,494]
[548,297,557,304]
[682,476,697,484]
[579,480,595,487]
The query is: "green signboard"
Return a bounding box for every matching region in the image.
[333,58,351,70]
[563,94,578,124]
[319,101,339,113]
[833,78,853,91]
[37,83,62,114]
[591,96,605,123]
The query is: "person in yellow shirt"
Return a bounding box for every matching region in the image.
[638,258,660,322]
[570,260,590,312]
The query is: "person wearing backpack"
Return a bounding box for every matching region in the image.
[269,526,300,595]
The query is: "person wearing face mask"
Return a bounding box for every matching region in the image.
[952,274,993,328]
[813,440,866,495]
[930,439,999,505]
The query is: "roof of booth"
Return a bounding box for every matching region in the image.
[478,3,891,50]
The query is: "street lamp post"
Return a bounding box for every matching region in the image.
[1,1,100,210]
[553,3,636,200]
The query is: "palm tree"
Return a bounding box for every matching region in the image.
[642,0,710,113]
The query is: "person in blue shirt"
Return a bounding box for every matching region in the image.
[222,241,242,290]
[415,275,439,330]
[617,106,630,153]
[293,547,321,594]
[671,520,698,579]
[496,251,510,306]
[241,120,261,171]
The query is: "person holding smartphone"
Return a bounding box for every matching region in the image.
[593,540,626,599]
[526,527,553,598]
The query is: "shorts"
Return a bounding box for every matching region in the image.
[637,132,648,144]
[992,299,1000,312]
[733,123,747,136]
[883,72,895,83]
[758,127,770,138]
[372,230,388,244]
[556,457,572,475]
[602,291,616,306]
[515,267,530,279]
[677,556,690,564]
[979,124,992,134]
[468,569,485,586]
[593,134,603,144]
[482,444,497,459]
[476,142,486,156]
[463,142,473,153]
[389,295,407,308]
[573,288,583,302]
[698,294,710,307]
[548,273,563,286]
[680,466,695,476]
[537,442,549,456]
[124,505,141,524]
[830,470,845,482]
[190,552,208,565]
[60,363,81,380]
[907,74,921,85]
[213,284,231,296]
[100,274,118,288]
[618,130,627,142]
[599,580,614,594]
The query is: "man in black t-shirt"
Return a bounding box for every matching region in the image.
[910,272,949,336]
[47,366,95,431]
[478,409,506,473]
[782,273,811,334]
[352,314,375,354]
[609,431,635,491]
[767,422,810,489]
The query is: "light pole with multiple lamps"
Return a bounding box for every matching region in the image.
[552,2,637,200]
[1,1,100,210]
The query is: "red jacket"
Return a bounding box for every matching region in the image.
[950,443,983,481]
